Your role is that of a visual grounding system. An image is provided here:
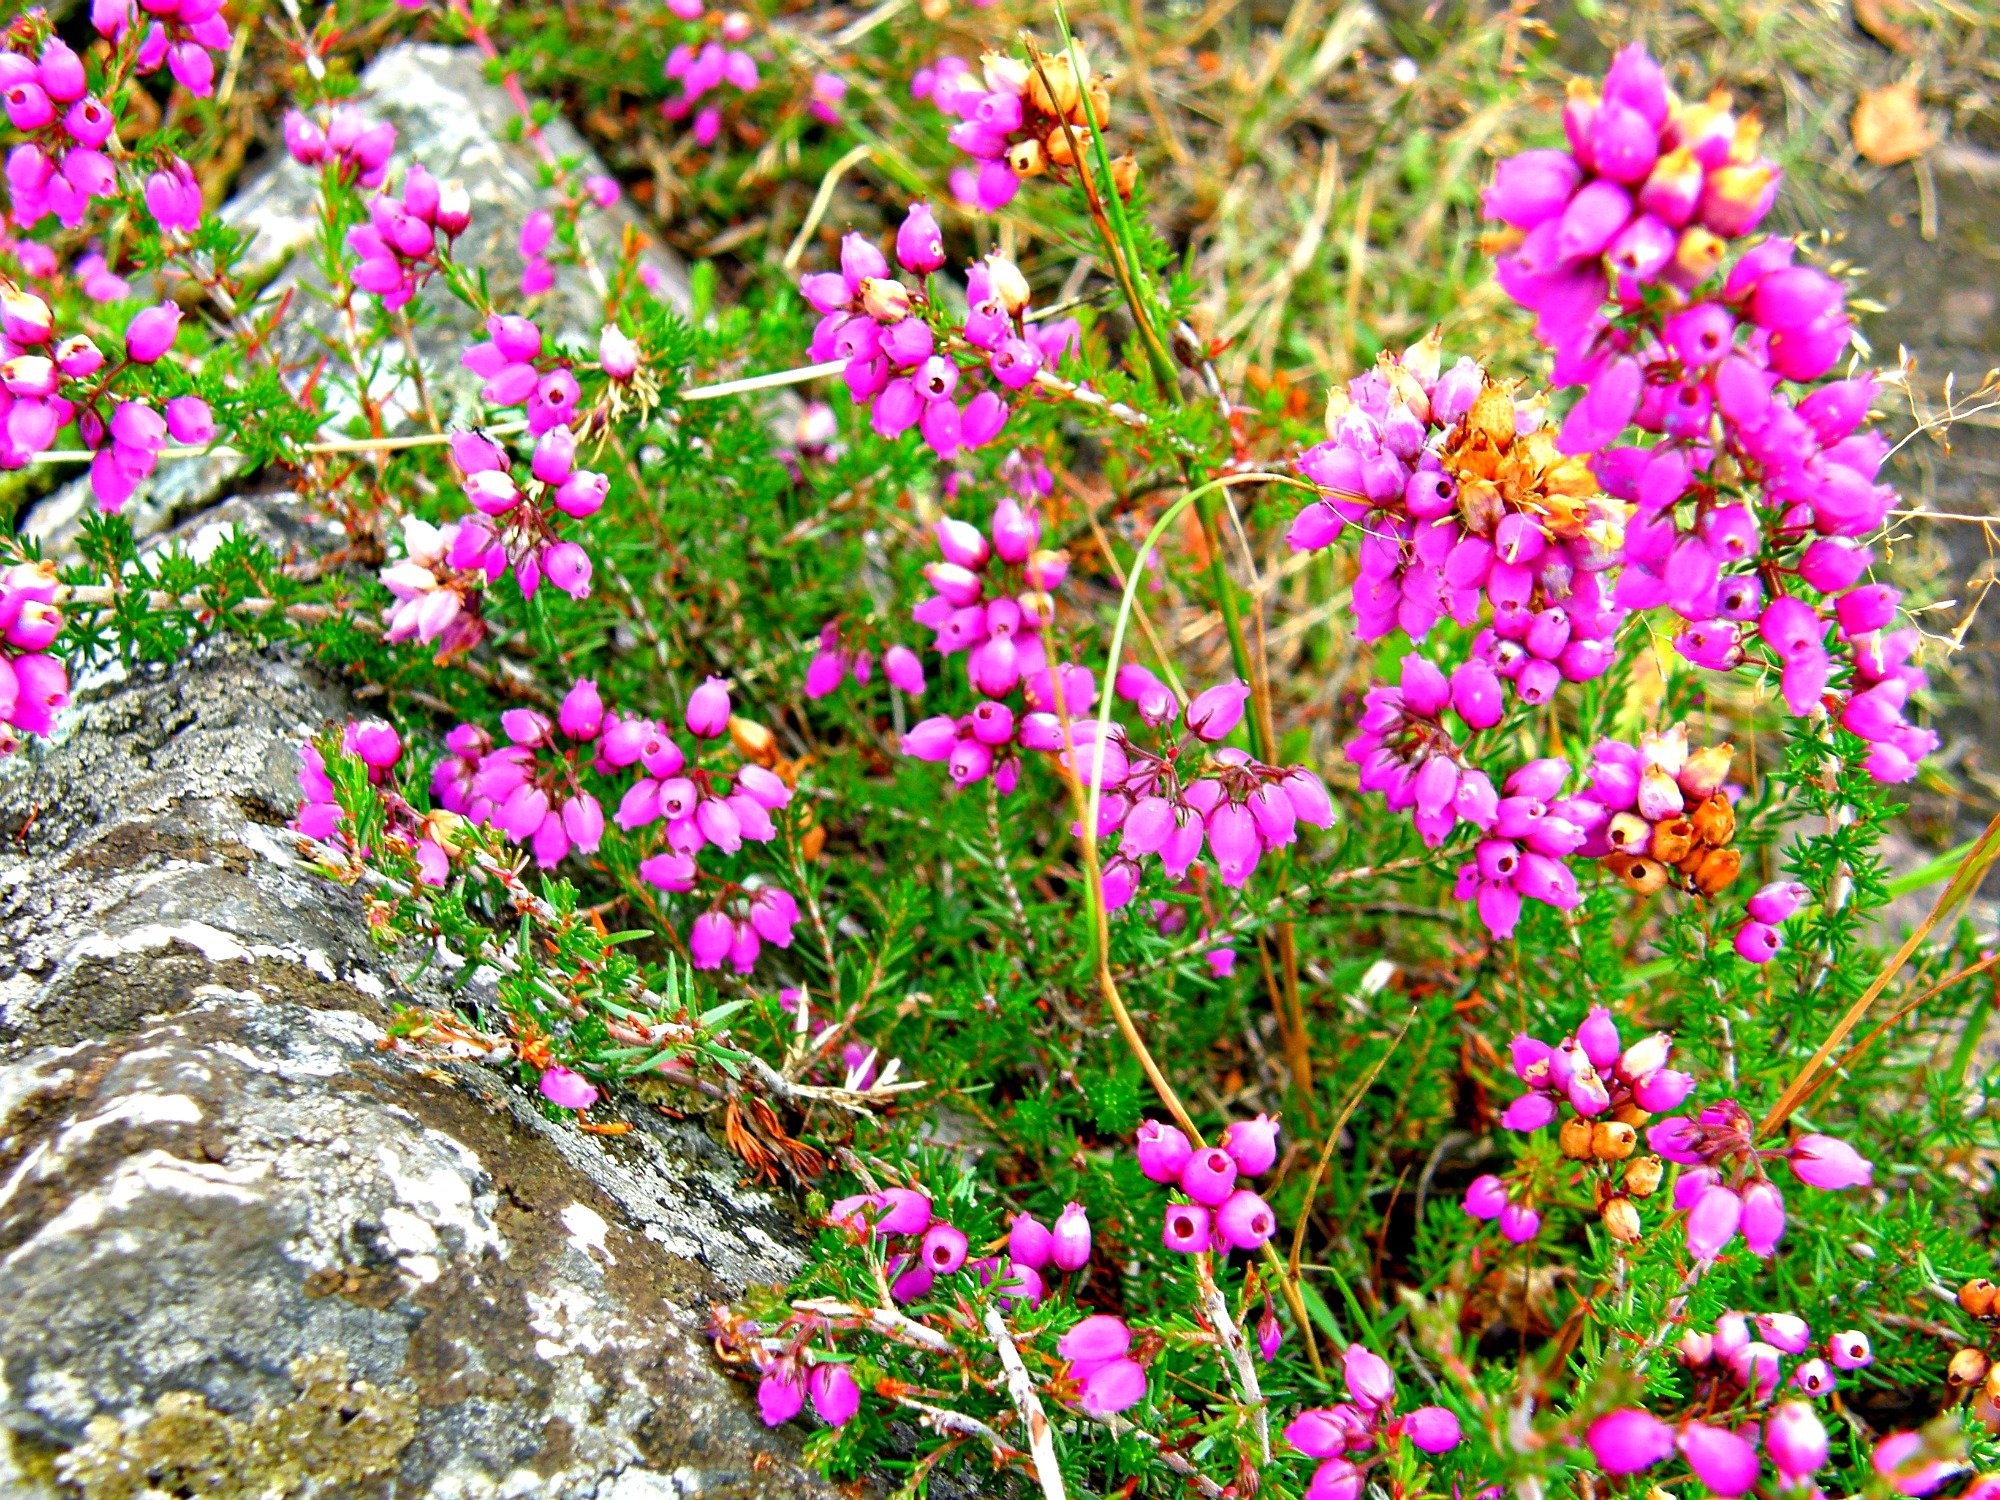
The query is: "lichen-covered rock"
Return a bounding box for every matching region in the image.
[21,41,687,552]
[0,648,832,1499]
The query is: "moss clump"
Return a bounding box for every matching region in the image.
[55,1351,418,1499]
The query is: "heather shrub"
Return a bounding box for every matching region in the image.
[4,2,1998,1497]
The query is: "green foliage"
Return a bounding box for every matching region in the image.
[8,1,1997,1496]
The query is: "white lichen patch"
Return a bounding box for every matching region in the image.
[379,1206,445,1285]
[561,1202,614,1265]
[527,1282,616,1359]
[6,1151,268,1267]
[57,1092,203,1152]
[375,1136,504,1265]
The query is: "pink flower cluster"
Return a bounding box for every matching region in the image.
[1054,1314,1148,1418]
[92,0,232,96]
[0,559,69,754]
[663,7,760,149]
[1587,1317,1879,1496]
[0,281,216,507]
[460,313,586,437]
[1459,1007,1690,1243]
[1678,1309,1870,1406]
[805,618,924,700]
[1347,654,1591,936]
[1287,337,1623,676]
[756,1356,861,1431]
[607,677,784,838]
[283,105,398,188]
[1347,656,1757,934]
[1584,726,1732,857]
[912,49,1111,215]
[800,209,1077,459]
[430,679,804,974]
[830,1186,1074,1308]
[1134,1114,1281,1254]
[1732,877,1809,964]
[1485,44,1778,313]
[907,499,1064,697]
[431,685,610,870]
[1649,1098,1872,1260]
[796,1184,1152,1424]
[1500,1007,1695,1133]
[294,720,454,886]
[2,36,122,230]
[1286,1345,1462,1500]
[913,54,1029,213]
[1066,681,1336,907]
[348,163,472,308]
[379,514,492,660]
[441,421,602,603]
[143,159,202,236]
[687,882,799,975]
[1346,654,1501,845]
[1487,43,1934,783]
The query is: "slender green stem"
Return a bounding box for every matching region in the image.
[1085,472,1312,841]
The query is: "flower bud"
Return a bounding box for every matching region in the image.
[686,675,732,738]
[894,201,945,274]
[1463,1175,1507,1219]
[1187,679,1250,743]
[1692,847,1742,896]
[983,253,1031,314]
[599,323,638,381]
[1179,1146,1238,1206]
[1583,1410,1674,1480]
[1624,1155,1663,1197]
[1025,53,1083,117]
[1959,1279,1998,1318]
[1222,1113,1280,1176]
[1341,1344,1395,1410]
[1601,1196,1642,1243]
[859,276,912,323]
[1829,1329,1872,1369]
[1690,795,1736,846]
[1007,1212,1054,1270]
[538,1065,598,1110]
[0,285,53,346]
[1109,153,1139,199]
[1741,1178,1786,1256]
[808,1363,859,1427]
[1679,743,1734,800]
[1949,1348,1992,1388]
[1678,1422,1760,1497]
[1559,1117,1593,1159]
[1767,1400,1829,1479]
[124,303,182,364]
[1216,1189,1276,1251]
[920,1222,969,1275]
[1592,1120,1637,1161]
[1049,1201,1091,1270]
[1686,1183,1743,1261]
[1161,1201,1210,1253]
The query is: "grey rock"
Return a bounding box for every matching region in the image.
[0,647,831,1499]
[21,42,688,554]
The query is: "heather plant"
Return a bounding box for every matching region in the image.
[4,2,2000,1498]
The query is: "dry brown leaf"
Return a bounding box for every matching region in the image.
[1853,82,1936,165]
[1853,0,1916,51]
